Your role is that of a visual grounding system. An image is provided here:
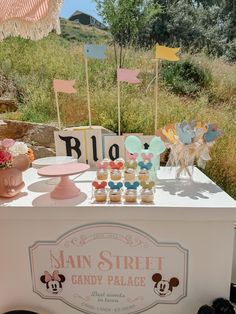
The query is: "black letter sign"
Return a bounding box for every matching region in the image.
[59,135,81,159]
[109,144,120,161]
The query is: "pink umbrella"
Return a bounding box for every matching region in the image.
[0,0,63,41]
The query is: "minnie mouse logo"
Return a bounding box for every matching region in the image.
[40,270,65,295]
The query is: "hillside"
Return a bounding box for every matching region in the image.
[60,18,110,43]
[0,25,235,199]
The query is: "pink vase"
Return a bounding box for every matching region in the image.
[0,167,25,198]
[12,154,30,172]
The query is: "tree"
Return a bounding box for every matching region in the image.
[138,0,236,60]
[94,0,161,67]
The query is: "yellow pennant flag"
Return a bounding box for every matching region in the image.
[156,45,180,61]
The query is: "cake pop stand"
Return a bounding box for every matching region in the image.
[38,163,90,200]
[32,156,77,169]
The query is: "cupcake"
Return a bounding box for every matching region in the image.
[110,169,122,181]
[124,168,135,181]
[124,181,139,203]
[97,169,108,181]
[138,161,152,182]
[109,190,122,202]
[108,181,123,202]
[141,189,154,203]
[138,170,149,182]
[140,181,155,203]
[96,161,109,181]
[94,189,107,202]
[124,189,137,203]
[109,160,124,181]
[92,181,107,202]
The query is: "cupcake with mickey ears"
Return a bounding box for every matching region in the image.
[126,153,138,167]
[124,181,139,203]
[138,153,153,182]
[140,181,155,203]
[92,181,107,202]
[96,160,109,181]
[109,160,124,181]
[124,153,138,181]
[108,181,123,202]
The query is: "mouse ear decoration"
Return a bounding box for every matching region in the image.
[109,161,124,170]
[92,181,99,189]
[125,136,142,154]
[141,181,155,189]
[127,152,138,160]
[141,153,153,161]
[116,182,123,190]
[138,161,145,169]
[148,181,155,189]
[96,161,109,170]
[125,161,137,169]
[133,181,140,189]
[140,181,147,189]
[108,181,115,189]
[125,181,139,190]
[93,181,107,189]
[125,182,131,189]
[148,136,166,155]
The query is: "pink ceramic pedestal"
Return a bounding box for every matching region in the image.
[38,163,90,200]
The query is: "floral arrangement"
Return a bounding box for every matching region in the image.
[0,138,34,169]
[157,121,223,177]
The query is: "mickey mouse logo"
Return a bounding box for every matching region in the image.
[152,273,179,297]
[40,270,65,295]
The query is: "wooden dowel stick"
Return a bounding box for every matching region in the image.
[55,91,61,130]
[85,57,92,127]
[154,59,159,134]
[117,79,121,136]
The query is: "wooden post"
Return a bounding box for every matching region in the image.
[154,59,159,134]
[117,79,121,136]
[85,57,92,128]
[54,91,61,130]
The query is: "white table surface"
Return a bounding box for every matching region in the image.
[0,167,235,221]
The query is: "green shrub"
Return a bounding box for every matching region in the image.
[160,59,212,96]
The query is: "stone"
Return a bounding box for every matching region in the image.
[0,99,17,113]
[0,120,58,148]
[32,146,55,160]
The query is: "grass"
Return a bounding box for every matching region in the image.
[0,31,235,199]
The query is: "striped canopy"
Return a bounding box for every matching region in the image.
[0,0,63,40]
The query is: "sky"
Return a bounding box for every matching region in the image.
[60,0,102,21]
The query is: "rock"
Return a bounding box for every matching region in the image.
[32,146,55,159]
[0,99,17,113]
[0,120,58,148]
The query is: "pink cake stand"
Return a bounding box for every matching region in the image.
[38,163,90,200]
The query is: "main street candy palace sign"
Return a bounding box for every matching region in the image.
[29,223,188,314]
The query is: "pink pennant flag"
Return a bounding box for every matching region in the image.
[53,79,76,94]
[117,68,141,84]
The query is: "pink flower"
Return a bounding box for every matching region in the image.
[1,138,15,148]
[0,151,12,164]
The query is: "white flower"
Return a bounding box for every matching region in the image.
[9,142,28,157]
